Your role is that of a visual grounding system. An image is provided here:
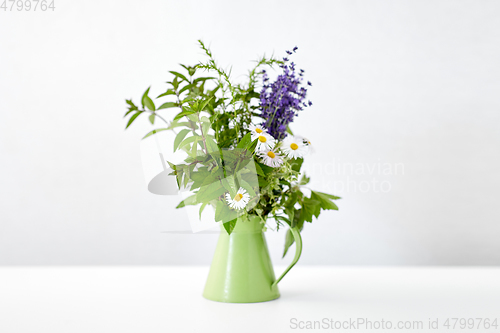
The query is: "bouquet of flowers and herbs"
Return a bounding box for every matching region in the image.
[124,41,340,256]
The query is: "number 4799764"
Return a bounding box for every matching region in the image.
[1,0,55,11]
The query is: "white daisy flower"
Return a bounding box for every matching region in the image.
[258,148,284,168]
[281,136,308,159]
[225,187,250,210]
[255,132,275,151]
[248,123,267,141]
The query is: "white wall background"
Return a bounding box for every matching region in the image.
[1,0,499,265]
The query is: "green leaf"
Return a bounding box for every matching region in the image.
[190,136,198,157]
[236,132,252,149]
[205,137,220,154]
[301,198,320,222]
[293,209,305,231]
[239,178,257,197]
[173,129,190,151]
[144,96,155,111]
[201,122,210,136]
[299,173,310,185]
[186,113,198,123]
[280,179,291,187]
[157,89,176,98]
[290,158,304,172]
[176,194,197,208]
[171,77,180,90]
[256,162,273,175]
[182,65,197,76]
[214,199,239,226]
[199,202,207,219]
[126,99,137,109]
[193,77,216,84]
[167,161,177,170]
[124,99,138,117]
[181,165,189,188]
[173,107,196,120]
[198,96,213,112]
[282,228,295,258]
[175,168,183,188]
[257,176,268,188]
[169,71,189,83]
[167,121,192,130]
[141,87,150,108]
[141,87,156,111]
[314,191,341,200]
[142,128,168,140]
[254,162,265,177]
[222,176,237,196]
[124,108,136,118]
[178,84,192,95]
[190,169,213,183]
[286,126,294,136]
[178,135,197,151]
[240,172,259,187]
[149,113,155,125]
[197,181,226,203]
[223,218,238,235]
[215,201,224,222]
[158,102,178,110]
[246,138,258,153]
[125,111,142,129]
[311,191,339,211]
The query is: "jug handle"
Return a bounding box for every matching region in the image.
[272,225,302,288]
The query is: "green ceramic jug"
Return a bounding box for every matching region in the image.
[203,215,302,303]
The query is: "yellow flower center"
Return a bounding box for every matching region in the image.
[234,193,243,202]
[255,128,263,133]
[267,151,276,158]
[258,135,267,143]
[290,143,299,150]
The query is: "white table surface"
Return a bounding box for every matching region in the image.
[0,266,499,333]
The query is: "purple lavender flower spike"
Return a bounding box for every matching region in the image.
[259,48,311,140]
